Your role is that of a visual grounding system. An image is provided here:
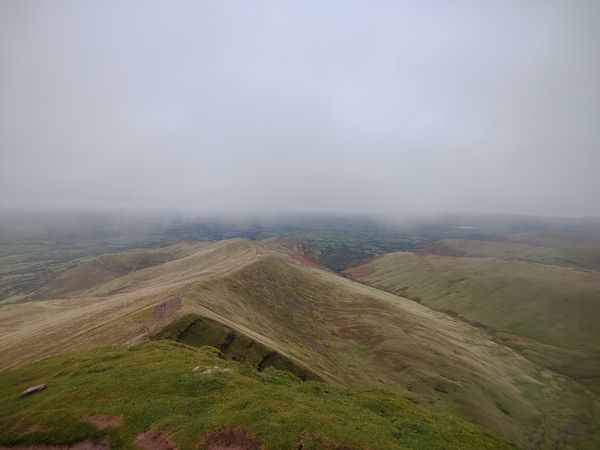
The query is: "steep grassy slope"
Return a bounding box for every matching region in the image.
[1,239,599,448]
[179,255,599,448]
[0,341,513,449]
[346,247,600,350]
[151,314,321,381]
[344,247,600,394]
[0,239,265,371]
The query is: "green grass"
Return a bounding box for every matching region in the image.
[3,238,599,448]
[0,341,513,449]
[182,255,600,448]
[151,314,321,381]
[345,247,600,393]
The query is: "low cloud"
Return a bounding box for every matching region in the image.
[1,0,599,216]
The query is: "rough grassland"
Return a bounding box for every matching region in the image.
[0,341,512,450]
[32,242,208,300]
[1,239,599,448]
[0,239,264,371]
[344,244,600,392]
[180,255,600,449]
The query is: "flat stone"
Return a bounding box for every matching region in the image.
[20,383,46,398]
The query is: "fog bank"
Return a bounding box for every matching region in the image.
[1,1,599,216]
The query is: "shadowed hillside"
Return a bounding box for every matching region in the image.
[151,314,321,381]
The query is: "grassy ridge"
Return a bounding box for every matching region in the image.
[345,247,600,392]
[31,243,204,300]
[0,239,260,372]
[346,249,600,350]
[181,254,599,448]
[0,341,513,449]
[2,239,599,448]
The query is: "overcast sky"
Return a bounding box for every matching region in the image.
[1,0,599,216]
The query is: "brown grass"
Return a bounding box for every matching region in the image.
[1,238,598,448]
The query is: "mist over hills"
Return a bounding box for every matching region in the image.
[2,210,599,302]
[2,1,600,448]
[2,1,600,216]
[0,211,599,448]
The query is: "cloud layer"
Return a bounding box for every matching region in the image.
[1,0,599,215]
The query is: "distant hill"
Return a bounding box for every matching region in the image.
[418,236,600,270]
[345,237,600,394]
[1,238,599,448]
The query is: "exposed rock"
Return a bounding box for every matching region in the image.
[20,384,46,398]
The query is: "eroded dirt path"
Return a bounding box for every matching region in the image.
[125,287,187,345]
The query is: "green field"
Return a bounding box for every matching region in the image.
[0,341,513,449]
[151,314,321,381]
[345,239,600,393]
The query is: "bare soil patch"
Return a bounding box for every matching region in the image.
[126,292,184,345]
[290,250,330,272]
[153,296,181,323]
[135,428,177,450]
[200,427,263,450]
[0,439,110,450]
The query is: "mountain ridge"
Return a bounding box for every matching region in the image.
[1,238,599,448]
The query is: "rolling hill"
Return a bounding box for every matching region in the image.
[418,236,600,270]
[1,238,599,448]
[344,239,600,393]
